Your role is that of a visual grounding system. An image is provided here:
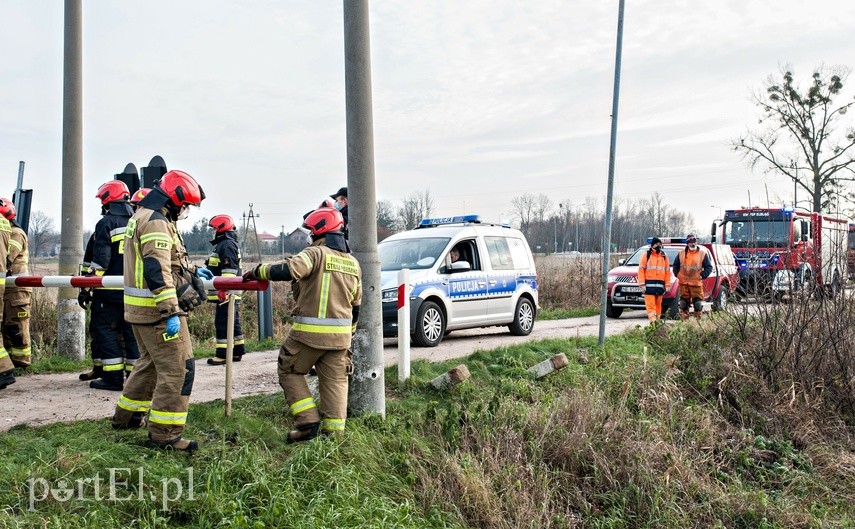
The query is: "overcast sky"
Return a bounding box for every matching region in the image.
[2,1,854,237]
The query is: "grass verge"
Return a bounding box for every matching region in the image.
[1,325,853,528]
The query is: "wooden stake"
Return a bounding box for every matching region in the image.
[225,293,235,417]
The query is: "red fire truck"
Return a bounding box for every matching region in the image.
[713,207,848,299]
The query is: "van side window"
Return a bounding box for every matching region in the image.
[486,236,530,270]
[485,236,513,270]
[441,239,481,273]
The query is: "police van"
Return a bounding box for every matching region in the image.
[379,215,539,347]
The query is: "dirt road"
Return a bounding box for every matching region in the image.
[0,313,645,432]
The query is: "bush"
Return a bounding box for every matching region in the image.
[651,293,855,447]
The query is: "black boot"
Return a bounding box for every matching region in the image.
[0,370,15,390]
[147,435,198,453]
[206,356,242,365]
[90,373,123,391]
[112,412,146,430]
[286,422,320,444]
[79,366,104,381]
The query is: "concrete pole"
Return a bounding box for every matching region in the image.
[598,0,625,346]
[343,0,385,417]
[58,0,85,359]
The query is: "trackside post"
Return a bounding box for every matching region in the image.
[397,268,410,382]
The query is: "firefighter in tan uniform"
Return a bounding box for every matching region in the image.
[111,170,212,452]
[0,198,15,390]
[243,207,361,443]
[672,233,712,319]
[1,198,33,368]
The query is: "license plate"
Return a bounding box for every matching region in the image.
[621,286,641,293]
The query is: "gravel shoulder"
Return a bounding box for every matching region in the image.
[0,312,645,432]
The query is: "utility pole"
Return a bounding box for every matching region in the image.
[281,224,285,256]
[344,0,384,418]
[598,0,626,346]
[57,0,85,359]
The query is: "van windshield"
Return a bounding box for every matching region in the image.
[379,237,451,271]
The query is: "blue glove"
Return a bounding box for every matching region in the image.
[196,267,214,280]
[165,315,181,338]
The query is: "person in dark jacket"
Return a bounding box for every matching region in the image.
[672,233,713,319]
[205,214,245,365]
[79,180,140,391]
[330,187,348,240]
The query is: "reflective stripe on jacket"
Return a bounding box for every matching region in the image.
[674,247,712,287]
[123,207,189,324]
[638,250,670,292]
[205,231,242,301]
[6,224,31,294]
[90,201,134,302]
[259,240,361,350]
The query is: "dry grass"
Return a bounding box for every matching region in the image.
[534,255,610,310]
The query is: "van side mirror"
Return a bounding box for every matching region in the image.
[618,258,626,266]
[710,221,717,243]
[448,261,471,273]
[800,220,809,241]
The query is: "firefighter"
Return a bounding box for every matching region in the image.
[79,180,141,391]
[130,187,151,210]
[111,170,212,452]
[638,237,671,324]
[0,198,14,390]
[205,214,245,365]
[243,207,361,443]
[1,199,33,368]
[672,233,712,319]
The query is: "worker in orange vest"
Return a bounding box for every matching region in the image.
[672,233,712,319]
[637,237,671,324]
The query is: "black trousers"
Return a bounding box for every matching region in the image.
[214,300,245,359]
[90,299,140,377]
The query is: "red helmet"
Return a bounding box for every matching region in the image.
[209,214,235,233]
[158,170,205,207]
[96,180,130,205]
[0,197,16,220]
[303,207,344,236]
[130,187,151,205]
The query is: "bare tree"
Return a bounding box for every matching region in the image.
[27,211,58,258]
[396,189,435,231]
[733,65,855,212]
[533,193,553,224]
[509,193,537,237]
[376,199,397,241]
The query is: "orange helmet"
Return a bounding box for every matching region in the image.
[158,170,205,207]
[303,207,344,236]
[0,197,15,220]
[130,187,151,205]
[209,214,235,233]
[96,180,130,205]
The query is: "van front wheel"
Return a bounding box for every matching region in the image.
[508,297,535,336]
[412,301,445,347]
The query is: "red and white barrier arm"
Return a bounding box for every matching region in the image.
[3,275,269,291]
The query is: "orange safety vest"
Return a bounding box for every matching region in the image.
[638,250,670,293]
[676,247,707,287]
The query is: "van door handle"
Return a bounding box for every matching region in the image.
[441,281,449,286]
